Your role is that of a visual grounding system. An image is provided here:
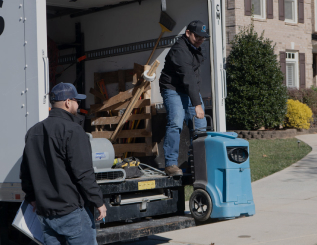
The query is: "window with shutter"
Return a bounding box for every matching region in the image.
[286,52,299,88]
[280,51,286,85]
[279,0,285,20]
[286,63,295,87]
[298,0,304,23]
[285,0,297,23]
[299,53,306,88]
[252,0,266,18]
[267,0,273,19]
[245,0,252,16]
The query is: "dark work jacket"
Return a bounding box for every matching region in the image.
[159,34,204,106]
[20,108,103,217]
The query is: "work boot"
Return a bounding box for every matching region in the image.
[165,165,183,176]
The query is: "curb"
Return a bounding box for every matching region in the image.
[231,128,317,139]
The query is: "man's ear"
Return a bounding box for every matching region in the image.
[185,30,190,38]
[65,99,71,109]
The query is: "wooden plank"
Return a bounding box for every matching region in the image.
[91,114,151,125]
[110,61,160,142]
[132,63,145,85]
[92,129,152,139]
[132,64,151,85]
[90,82,151,114]
[152,142,158,155]
[113,143,147,154]
[133,143,158,157]
[144,85,153,156]
[110,86,145,141]
[118,70,126,92]
[102,82,151,107]
[112,99,150,111]
[90,99,150,114]
[90,87,134,114]
[89,88,106,101]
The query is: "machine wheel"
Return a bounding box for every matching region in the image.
[189,189,212,222]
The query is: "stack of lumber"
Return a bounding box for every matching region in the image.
[89,62,159,158]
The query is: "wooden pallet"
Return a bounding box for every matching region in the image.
[90,64,158,158]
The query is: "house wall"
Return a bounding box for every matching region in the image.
[226,0,237,56]
[226,0,313,87]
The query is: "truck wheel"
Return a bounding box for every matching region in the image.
[189,189,212,222]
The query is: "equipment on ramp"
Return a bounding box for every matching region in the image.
[189,115,255,221]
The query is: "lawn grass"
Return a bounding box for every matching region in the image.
[185,137,312,201]
[249,137,311,181]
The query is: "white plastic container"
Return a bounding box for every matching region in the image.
[87,133,115,169]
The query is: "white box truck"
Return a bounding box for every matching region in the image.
[0,0,227,243]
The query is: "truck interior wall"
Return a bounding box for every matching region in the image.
[47,0,211,106]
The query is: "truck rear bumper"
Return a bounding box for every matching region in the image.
[96,215,195,244]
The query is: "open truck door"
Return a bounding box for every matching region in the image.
[0,0,48,202]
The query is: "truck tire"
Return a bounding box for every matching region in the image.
[189,189,212,222]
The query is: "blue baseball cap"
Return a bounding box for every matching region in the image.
[49,83,86,101]
[187,20,210,38]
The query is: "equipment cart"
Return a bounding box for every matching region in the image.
[94,174,195,244]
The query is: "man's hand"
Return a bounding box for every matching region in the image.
[96,204,107,221]
[30,201,36,212]
[195,105,205,119]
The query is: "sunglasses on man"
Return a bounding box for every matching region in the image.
[191,32,207,41]
[70,99,81,106]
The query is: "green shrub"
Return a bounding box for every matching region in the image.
[311,85,317,92]
[284,99,313,129]
[226,24,287,130]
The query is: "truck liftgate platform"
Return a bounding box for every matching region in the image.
[94,174,195,244]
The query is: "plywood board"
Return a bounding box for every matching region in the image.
[113,143,151,155]
[92,129,152,139]
[91,113,151,125]
[90,99,150,114]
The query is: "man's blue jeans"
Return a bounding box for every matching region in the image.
[37,207,97,245]
[161,89,207,167]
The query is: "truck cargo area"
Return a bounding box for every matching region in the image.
[0,0,228,243]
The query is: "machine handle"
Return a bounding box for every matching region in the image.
[43,56,49,104]
[221,67,227,99]
[192,114,213,132]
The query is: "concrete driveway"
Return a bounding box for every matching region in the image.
[116,134,317,245]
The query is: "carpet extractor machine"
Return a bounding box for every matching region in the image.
[188,115,255,221]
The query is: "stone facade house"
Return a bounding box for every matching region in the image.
[226,0,316,88]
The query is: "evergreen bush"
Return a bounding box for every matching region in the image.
[284,99,313,129]
[226,24,287,130]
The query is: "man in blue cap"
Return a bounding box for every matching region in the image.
[20,83,107,245]
[159,20,209,176]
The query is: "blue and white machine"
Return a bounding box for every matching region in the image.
[189,116,255,221]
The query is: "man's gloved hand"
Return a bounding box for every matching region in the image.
[195,105,205,119]
[96,204,107,221]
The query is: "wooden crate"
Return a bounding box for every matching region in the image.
[89,64,158,158]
